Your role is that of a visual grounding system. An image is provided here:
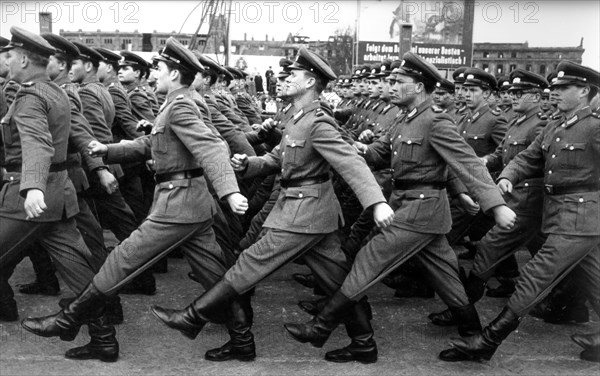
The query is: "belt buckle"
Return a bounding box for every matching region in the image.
[544,184,554,194]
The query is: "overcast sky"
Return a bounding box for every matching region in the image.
[1,1,598,69]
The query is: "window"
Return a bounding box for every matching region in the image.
[104,38,112,44]
[181,39,188,46]
[482,63,489,72]
[498,52,504,58]
[159,39,166,45]
[258,45,265,51]
[539,65,546,75]
[509,64,517,71]
[123,39,131,45]
[511,52,517,58]
[497,65,504,74]
[526,64,532,71]
[85,38,94,44]
[483,51,490,58]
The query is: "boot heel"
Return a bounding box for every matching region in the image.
[236,352,257,362]
[59,327,80,342]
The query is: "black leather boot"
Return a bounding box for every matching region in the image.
[284,291,353,348]
[393,280,435,299]
[59,295,123,326]
[486,277,516,298]
[65,315,119,362]
[21,283,106,341]
[439,306,521,362]
[463,271,487,304]
[205,293,256,362]
[19,248,60,296]
[572,331,600,362]
[151,280,238,339]
[428,308,457,326]
[298,297,328,316]
[18,279,60,296]
[438,304,483,361]
[0,298,18,322]
[292,273,316,289]
[325,298,378,364]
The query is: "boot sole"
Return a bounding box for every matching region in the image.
[150,308,199,340]
[284,326,325,348]
[205,353,256,362]
[65,353,119,362]
[325,355,377,364]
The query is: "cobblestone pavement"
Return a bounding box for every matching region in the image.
[1,243,599,376]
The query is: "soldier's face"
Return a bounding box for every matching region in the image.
[454,83,464,103]
[433,89,453,107]
[510,90,539,112]
[368,79,380,98]
[276,77,286,98]
[119,65,137,84]
[97,61,109,82]
[553,84,589,112]
[283,69,311,98]
[540,95,551,110]
[463,85,486,109]
[155,61,172,94]
[4,49,26,83]
[70,59,86,83]
[0,51,9,78]
[390,75,419,106]
[498,90,512,105]
[380,79,391,100]
[46,55,61,80]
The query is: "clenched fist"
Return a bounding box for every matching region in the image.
[226,192,249,215]
[88,140,108,157]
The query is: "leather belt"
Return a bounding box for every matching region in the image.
[543,184,600,195]
[280,174,329,188]
[3,161,70,173]
[155,168,203,184]
[393,180,446,190]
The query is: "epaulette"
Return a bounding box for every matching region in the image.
[315,108,325,117]
[537,111,548,120]
[591,112,600,119]
[22,81,34,87]
[139,86,146,92]
[431,105,443,113]
[204,94,211,99]
[108,82,115,88]
[175,94,185,100]
[491,109,501,116]
[133,87,139,92]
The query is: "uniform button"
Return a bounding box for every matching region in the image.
[168,183,174,189]
[407,140,412,144]
[508,135,511,138]
[548,170,552,174]
[9,176,14,181]
[398,135,402,138]
[298,193,303,198]
[551,154,556,158]
[462,131,466,134]
[285,135,289,138]
[524,183,529,187]
[282,152,285,156]
[556,137,560,142]
[504,149,507,152]
[569,146,574,150]
[579,198,584,203]
[393,151,397,155]
[419,194,424,199]
[513,141,517,145]
[291,143,296,147]
[474,136,478,140]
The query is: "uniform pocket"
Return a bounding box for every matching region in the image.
[283,187,319,225]
[560,142,586,169]
[404,190,440,226]
[561,192,599,234]
[284,139,306,166]
[151,125,168,153]
[398,137,424,163]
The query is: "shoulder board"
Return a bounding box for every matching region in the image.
[60,83,68,89]
[537,112,548,120]
[175,94,185,100]
[22,81,34,87]
[139,86,146,91]
[431,105,443,113]
[108,82,115,88]
[203,94,211,98]
[315,108,325,117]
[491,109,501,116]
[591,112,600,119]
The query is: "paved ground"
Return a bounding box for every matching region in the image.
[1,243,599,376]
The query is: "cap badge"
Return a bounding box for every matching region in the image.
[557,71,564,77]
[512,77,521,84]
[466,74,474,80]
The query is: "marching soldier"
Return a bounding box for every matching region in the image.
[497,75,516,120]
[451,66,469,122]
[1,26,118,361]
[118,50,156,123]
[22,37,253,362]
[151,46,395,364]
[432,78,456,114]
[283,52,515,361]
[442,60,600,364]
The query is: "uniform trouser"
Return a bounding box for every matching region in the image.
[472,214,545,281]
[239,187,279,250]
[93,218,228,295]
[84,188,138,242]
[507,234,600,316]
[446,202,495,245]
[224,229,350,297]
[120,165,152,225]
[342,206,375,261]
[338,224,469,308]
[0,217,96,296]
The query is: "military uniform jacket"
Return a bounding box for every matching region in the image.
[103,77,143,143]
[365,99,505,234]
[141,80,160,116]
[499,106,600,236]
[370,102,400,140]
[201,91,256,156]
[122,81,156,123]
[242,100,386,234]
[457,103,508,157]
[452,104,468,123]
[236,92,262,125]
[105,87,239,224]
[55,76,105,193]
[0,73,78,222]
[2,80,20,108]
[485,107,547,216]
